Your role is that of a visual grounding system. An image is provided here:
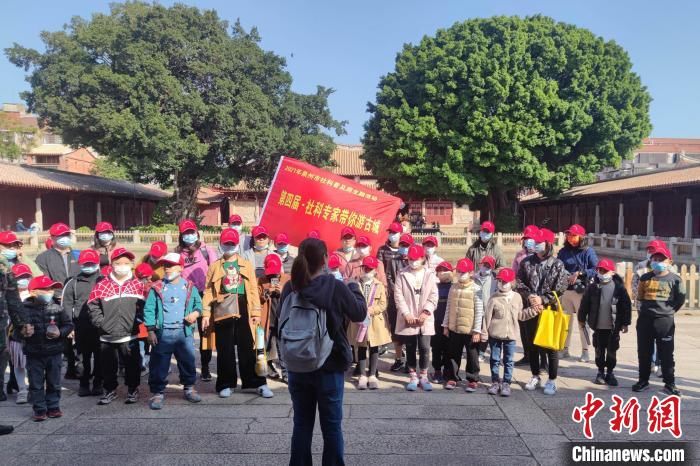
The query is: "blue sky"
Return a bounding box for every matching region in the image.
[2,0,699,143]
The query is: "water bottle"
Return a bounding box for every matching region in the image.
[254,325,268,377]
[46,316,59,339]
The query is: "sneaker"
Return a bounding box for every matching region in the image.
[419,377,433,392]
[543,380,557,396]
[430,370,443,384]
[368,376,379,390]
[184,388,202,403]
[406,374,419,392]
[78,385,92,397]
[402,364,410,374]
[98,390,117,405]
[32,411,47,422]
[201,368,212,382]
[47,408,63,418]
[514,357,529,367]
[357,375,368,390]
[257,384,274,398]
[655,366,663,378]
[605,372,619,387]
[16,390,28,404]
[524,376,541,391]
[500,382,512,397]
[663,384,681,396]
[149,394,164,410]
[465,381,478,393]
[487,382,500,395]
[594,372,606,385]
[562,349,571,359]
[390,359,405,372]
[579,350,590,363]
[218,388,232,398]
[125,389,139,404]
[632,381,650,392]
[444,380,457,390]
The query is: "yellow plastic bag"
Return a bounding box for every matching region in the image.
[533,292,570,351]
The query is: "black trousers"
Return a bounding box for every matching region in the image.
[214,299,265,391]
[525,316,559,380]
[100,340,141,392]
[444,331,480,382]
[637,313,675,385]
[593,329,619,373]
[27,353,62,413]
[63,336,77,370]
[398,334,431,372]
[197,315,212,369]
[76,324,102,388]
[430,332,449,372]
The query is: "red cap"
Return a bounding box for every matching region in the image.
[110,247,135,262]
[135,263,154,279]
[362,256,379,270]
[11,263,32,278]
[78,249,100,265]
[387,222,403,234]
[229,214,243,224]
[95,221,114,233]
[407,245,424,261]
[436,261,453,272]
[307,230,321,239]
[565,224,586,236]
[340,227,356,239]
[264,254,283,275]
[522,225,539,240]
[28,275,62,291]
[356,235,371,248]
[158,252,185,267]
[178,219,197,233]
[537,228,556,244]
[328,253,342,270]
[651,246,672,260]
[422,235,438,247]
[456,258,475,273]
[45,238,53,249]
[480,221,495,233]
[0,231,22,246]
[597,258,616,273]
[399,233,414,246]
[220,228,240,245]
[480,256,496,269]
[646,239,666,251]
[149,241,168,259]
[496,268,516,283]
[251,225,268,238]
[49,223,71,237]
[275,233,289,245]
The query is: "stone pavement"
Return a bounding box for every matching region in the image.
[1,312,699,465]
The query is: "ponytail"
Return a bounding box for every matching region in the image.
[291,238,327,291]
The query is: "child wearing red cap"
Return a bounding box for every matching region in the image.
[422,236,445,275]
[429,261,453,383]
[273,232,296,275]
[512,225,538,274]
[335,227,361,279]
[92,221,119,267]
[0,230,41,276]
[577,258,631,387]
[7,264,32,403]
[442,258,484,392]
[62,249,104,397]
[139,241,168,282]
[35,223,81,290]
[474,256,498,362]
[633,246,685,395]
[21,276,73,421]
[258,253,290,382]
[482,268,523,396]
[466,221,504,270]
[349,256,391,390]
[394,245,439,391]
[349,236,387,286]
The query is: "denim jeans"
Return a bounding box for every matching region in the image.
[27,353,62,413]
[287,369,345,466]
[148,327,197,394]
[489,338,516,383]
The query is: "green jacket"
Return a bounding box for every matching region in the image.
[143,278,202,337]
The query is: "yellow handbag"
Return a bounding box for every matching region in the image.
[533,292,570,351]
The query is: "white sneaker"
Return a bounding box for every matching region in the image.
[562,349,571,359]
[543,380,557,396]
[257,384,274,398]
[525,376,541,391]
[218,388,232,398]
[655,366,663,378]
[16,390,28,404]
[579,350,590,363]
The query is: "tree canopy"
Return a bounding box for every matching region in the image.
[362,15,651,217]
[6,1,344,220]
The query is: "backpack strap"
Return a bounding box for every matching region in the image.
[200,246,211,266]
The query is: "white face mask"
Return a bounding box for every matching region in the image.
[410,260,423,270]
[534,242,546,254]
[113,264,132,277]
[221,244,239,257]
[388,233,400,243]
[597,272,613,283]
[358,246,370,257]
[425,247,436,256]
[166,271,181,282]
[458,272,472,282]
[231,225,243,233]
[498,282,512,292]
[361,270,376,282]
[479,266,491,276]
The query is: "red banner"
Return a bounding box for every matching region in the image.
[259,157,401,247]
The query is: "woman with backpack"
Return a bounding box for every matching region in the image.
[278,238,367,466]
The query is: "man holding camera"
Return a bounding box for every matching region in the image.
[557,224,599,362]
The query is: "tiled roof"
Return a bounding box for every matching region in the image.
[0,162,169,200]
[523,165,700,203]
[329,144,372,176]
[638,138,700,153]
[28,144,73,155]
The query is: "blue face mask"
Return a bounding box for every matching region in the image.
[277,245,288,254]
[98,232,114,242]
[55,236,72,248]
[332,270,343,281]
[480,232,493,243]
[17,278,30,289]
[221,244,239,256]
[37,293,53,305]
[534,242,546,254]
[342,246,354,253]
[651,261,668,273]
[81,265,99,275]
[182,233,198,245]
[523,239,535,252]
[398,246,409,256]
[1,249,17,260]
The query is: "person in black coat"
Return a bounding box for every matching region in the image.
[0,259,24,434]
[577,258,631,387]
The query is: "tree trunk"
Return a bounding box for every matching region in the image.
[172,171,200,222]
[486,187,510,220]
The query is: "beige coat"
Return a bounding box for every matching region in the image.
[347,279,392,347]
[482,291,523,341]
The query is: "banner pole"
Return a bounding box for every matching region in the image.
[258,155,285,222]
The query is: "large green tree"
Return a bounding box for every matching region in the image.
[7,1,344,220]
[362,15,651,218]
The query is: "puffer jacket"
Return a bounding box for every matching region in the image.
[442,280,483,335]
[21,298,73,356]
[466,238,504,269]
[482,291,523,340]
[578,274,632,331]
[516,253,569,308]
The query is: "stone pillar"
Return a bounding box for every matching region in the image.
[646,200,654,237]
[119,202,126,230]
[96,201,102,223]
[617,202,624,235]
[140,202,145,226]
[594,204,600,234]
[574,205,580,224]
[68,198,76,229]
[35,195,43,231]
[684,198,693,239]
